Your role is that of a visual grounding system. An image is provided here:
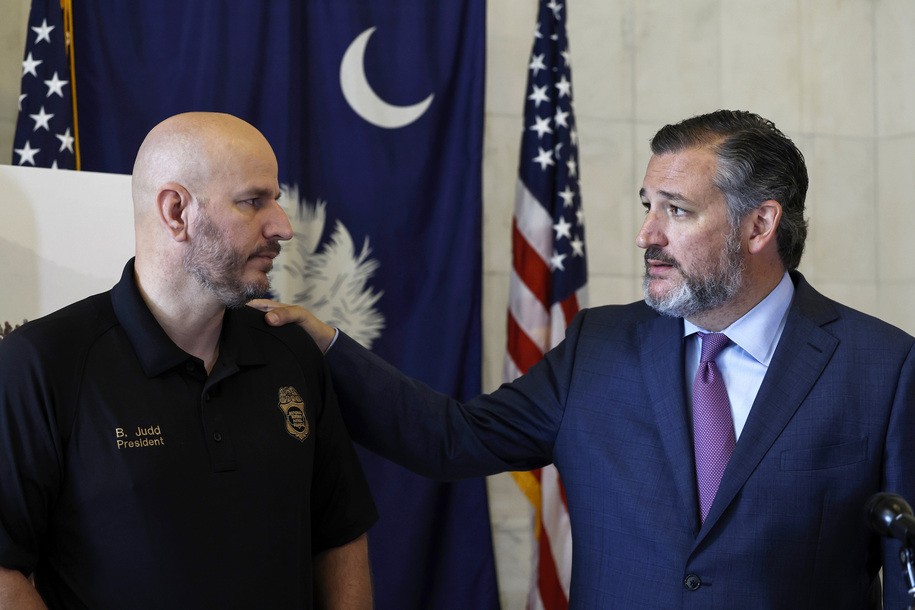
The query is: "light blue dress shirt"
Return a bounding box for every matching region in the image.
[684,272,794,440]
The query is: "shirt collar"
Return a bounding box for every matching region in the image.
[110,258,269,377]
[111,258,189,377]
[683,272,794,366]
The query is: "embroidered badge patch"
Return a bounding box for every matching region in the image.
[278,386,309,442]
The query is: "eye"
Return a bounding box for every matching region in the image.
[669,204,686,217]
[240,198,263,209]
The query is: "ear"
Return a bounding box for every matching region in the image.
[156,182,192,242]
[745,199,781,255]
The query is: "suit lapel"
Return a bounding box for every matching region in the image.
[696,274,840,541]
[638,314,702,532]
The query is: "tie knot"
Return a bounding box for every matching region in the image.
[698,332,729,363]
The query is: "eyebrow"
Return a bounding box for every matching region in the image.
[239,186,281,200]
[639,187,691,203]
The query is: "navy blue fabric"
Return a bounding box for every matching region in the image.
[327,272,915,609]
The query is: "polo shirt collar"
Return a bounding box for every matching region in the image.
[111,258,270,377]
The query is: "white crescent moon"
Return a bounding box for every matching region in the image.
[340,27,434,129]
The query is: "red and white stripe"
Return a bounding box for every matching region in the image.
[506,180,584,610]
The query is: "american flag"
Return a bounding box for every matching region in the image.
[12,0,78,169]
[505,1,587,609]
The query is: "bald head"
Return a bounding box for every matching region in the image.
[131,112,277,220]
[130,112,288,303]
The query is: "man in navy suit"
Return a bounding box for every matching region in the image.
[256,110,915,608]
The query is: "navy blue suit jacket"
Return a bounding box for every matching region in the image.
[327,272,915,608]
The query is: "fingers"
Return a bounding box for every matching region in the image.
[246,299,303,326]
[246,301,334,352]
[252,303,311,327]
[247,299,313,329]
[246,298,282,312]
[264,309,293,327]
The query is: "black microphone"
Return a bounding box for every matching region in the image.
[866,492,915,548]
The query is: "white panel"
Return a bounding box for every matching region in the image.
[0,165,133,325]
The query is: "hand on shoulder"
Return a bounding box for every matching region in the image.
[248,299,336,353]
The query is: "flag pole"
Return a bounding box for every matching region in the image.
[61,0,80,170]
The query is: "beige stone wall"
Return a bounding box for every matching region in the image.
[0,0,28,161]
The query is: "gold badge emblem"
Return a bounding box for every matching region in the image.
[278,386,309,442]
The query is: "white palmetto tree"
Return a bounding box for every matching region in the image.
[271,185,385,349]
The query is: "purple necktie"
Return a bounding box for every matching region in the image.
[693,332,736,523]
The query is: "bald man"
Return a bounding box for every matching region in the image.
[0,113,376,609]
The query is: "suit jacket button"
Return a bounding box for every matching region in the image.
[684,574,702,591]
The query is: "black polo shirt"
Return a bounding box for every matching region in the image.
[0,259,377,609]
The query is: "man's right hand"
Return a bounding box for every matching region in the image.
[248,299,336,353]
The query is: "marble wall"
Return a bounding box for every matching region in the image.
[2,1,914,607]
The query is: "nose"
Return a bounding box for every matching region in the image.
[266,201,294,241]
[636,210,667,250]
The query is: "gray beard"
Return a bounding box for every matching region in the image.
[643,230,744,319]
[183,210,273,309]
